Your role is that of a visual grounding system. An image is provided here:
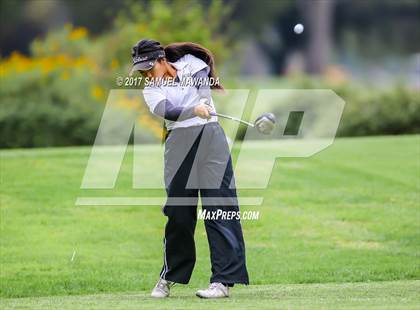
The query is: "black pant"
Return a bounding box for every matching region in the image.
[159,122,249,286]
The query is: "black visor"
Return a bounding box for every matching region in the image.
[129,39,165,76]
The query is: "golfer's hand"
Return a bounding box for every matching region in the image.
[193,103,213,119]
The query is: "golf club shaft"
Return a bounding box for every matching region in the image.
[210,112,254,127]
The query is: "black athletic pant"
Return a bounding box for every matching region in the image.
[159,122,249,286]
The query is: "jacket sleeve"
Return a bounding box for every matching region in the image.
[193,68,211,103]
[153,99,196,121]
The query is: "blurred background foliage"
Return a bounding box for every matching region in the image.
[0,0,419,148]
[0,0,233,147]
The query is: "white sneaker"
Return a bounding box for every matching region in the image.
[196,282,229,298]
[151,278,175,298]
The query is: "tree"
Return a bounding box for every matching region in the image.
[300,0,334,74]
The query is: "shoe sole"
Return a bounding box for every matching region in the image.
[151,294,169,298]
[196,293,228,299]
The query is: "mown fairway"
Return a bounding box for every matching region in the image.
[0,135,419,307]
[1,281,419,309]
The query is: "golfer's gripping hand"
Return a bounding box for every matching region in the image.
[193,102,213,119]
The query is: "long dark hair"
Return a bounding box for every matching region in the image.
[163,42,223,90]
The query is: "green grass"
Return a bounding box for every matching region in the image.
[1,281,419,309]
[1,135,419,304]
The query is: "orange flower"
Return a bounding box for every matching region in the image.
[110,58,119,70]
[0,52,98,77]
[69,27,88,40]
[91,86,105,100]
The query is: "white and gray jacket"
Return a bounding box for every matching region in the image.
[143,54,218,130]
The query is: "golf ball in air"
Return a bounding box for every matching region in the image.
[294,23,304,34]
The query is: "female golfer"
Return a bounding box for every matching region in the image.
[130,39,249,298]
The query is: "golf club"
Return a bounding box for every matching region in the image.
[210,111,276,135]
